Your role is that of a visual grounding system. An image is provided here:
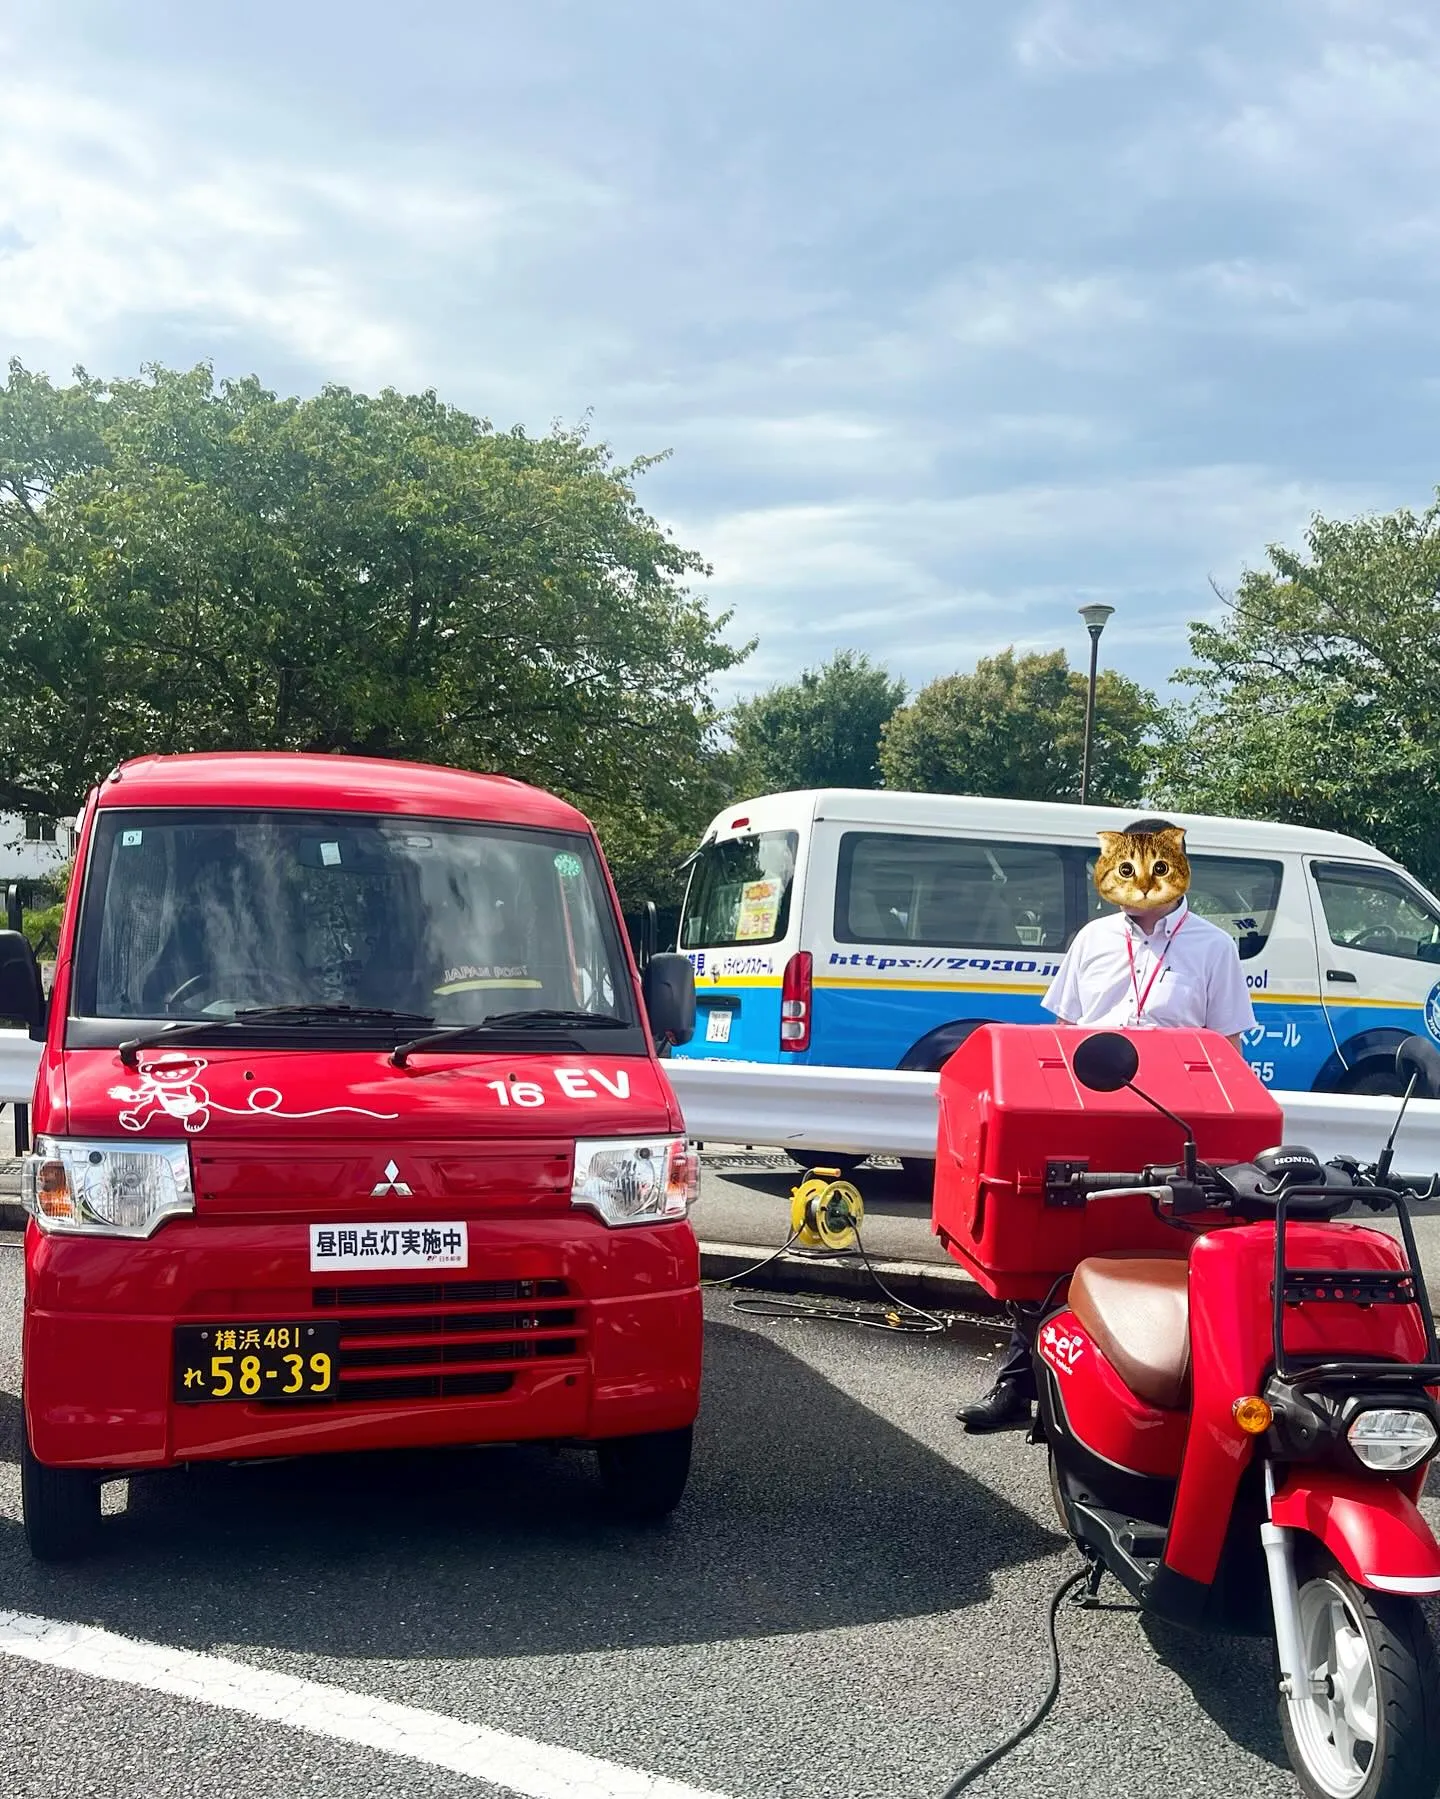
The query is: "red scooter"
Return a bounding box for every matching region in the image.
[1031,1031,1440,1799]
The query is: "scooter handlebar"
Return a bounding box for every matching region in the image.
[1380,1171,1440,1200]
[1071,1171,1156,1193]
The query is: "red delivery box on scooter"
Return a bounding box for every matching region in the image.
[932,1024,1283,1300]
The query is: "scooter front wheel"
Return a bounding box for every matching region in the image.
[1280,1555,1440,1799]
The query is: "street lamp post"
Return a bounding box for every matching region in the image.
[1077,603,1115,807]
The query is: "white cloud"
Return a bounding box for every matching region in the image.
[1013,1,1169,74]
[690,464,1389,697]
[0,72,611,392]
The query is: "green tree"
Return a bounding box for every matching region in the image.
[1156,501,1440,886]
[0,359,744,906]
[727,650,906,795]
[878,647,1158,803]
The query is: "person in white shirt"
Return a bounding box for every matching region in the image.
[958,816,1259,1433]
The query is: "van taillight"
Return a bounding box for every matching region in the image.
[781,952,812,1052]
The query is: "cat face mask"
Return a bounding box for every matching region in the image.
[1094,825,1190,915]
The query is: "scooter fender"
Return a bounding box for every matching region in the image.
[1271,1471,1440,1595]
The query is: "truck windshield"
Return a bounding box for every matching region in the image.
[679,831,798,949]
[73,809,634,1031]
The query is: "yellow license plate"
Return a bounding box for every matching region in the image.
[172,1322,341,1403]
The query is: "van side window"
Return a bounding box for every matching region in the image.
[835,833,1066,949]
[1084,851,1281,961]
[1311,863,1440,964]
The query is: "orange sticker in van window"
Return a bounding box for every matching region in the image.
[736,879,780,940]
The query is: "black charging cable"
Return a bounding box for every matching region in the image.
[939,1562,1093,1794]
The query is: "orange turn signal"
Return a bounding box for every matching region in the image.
[1233,1395,1273,1435]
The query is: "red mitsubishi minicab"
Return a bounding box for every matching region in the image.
[0,752,701,1559]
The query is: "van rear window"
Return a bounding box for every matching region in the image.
[680,832,798,949]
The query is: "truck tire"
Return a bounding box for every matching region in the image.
[595,1425,693,1522]
[21,1424,102,1562]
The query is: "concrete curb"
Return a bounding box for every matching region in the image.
[698,1238,1007,1321]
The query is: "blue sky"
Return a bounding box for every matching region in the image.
[3,1,1439,702]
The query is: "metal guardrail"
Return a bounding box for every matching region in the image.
[10,1031,1440,1169]
[665,1057,1440,1167]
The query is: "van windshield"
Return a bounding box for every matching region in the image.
[73,809,635,1033]
[680,832,798,949]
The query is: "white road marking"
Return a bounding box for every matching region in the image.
[0,1609,732,1799]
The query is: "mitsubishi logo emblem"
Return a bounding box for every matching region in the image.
[371,1159,413,1197]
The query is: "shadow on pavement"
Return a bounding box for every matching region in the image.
[1142,1617,1288,1769]
[0,1319,1060,1665]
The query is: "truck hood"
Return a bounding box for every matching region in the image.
[61,1045,681,1144]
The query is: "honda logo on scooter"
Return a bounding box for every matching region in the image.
[371,1159,413,1197]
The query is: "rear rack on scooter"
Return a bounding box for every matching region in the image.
[1282,1268,1418,1307]
[1272,1186,1440,1385]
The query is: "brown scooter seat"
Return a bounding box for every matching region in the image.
[1068,1255,1191,1411]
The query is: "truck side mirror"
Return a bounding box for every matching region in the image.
[0,930,46,1040]
[642,953,695,1048]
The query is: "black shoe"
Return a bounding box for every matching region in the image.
[957,1377,1034,1433]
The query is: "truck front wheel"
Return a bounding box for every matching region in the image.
[595,1425,693,1522]
[21,1423,102,1562]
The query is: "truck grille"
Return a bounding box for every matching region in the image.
[312,1278,582,1402]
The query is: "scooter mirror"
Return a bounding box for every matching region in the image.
[1072,1032,1140,1093]
[1397,1035,1440,1100]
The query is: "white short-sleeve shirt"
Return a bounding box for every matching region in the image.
[1042,899,1258,1037]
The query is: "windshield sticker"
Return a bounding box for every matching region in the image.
[121,830,143,847]
[735,879,781,940]
[553,852,583,879]
[109,1057,400,1134]
[319,841,342,867]
[441,964,532,984]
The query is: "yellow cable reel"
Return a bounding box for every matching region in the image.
[790,1167,865,1251]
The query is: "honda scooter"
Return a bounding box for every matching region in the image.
[1033,1031,1440,1799]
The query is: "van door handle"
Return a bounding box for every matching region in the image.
[1326,969,1357,983]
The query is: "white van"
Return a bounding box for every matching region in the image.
[671,790,1440,1098]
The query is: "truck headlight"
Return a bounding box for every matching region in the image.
[21,1138,194,1237]
[1347,1407,1439,1472]
[571,1137,697,1227]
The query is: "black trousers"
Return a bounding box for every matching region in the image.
[994,1318,1038,1399]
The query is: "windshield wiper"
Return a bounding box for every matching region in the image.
[233,1004,436,1027]
[391,1009,632,1067]
[119,1005,436,1068]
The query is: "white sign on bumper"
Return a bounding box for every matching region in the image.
[309,1222,468,1271]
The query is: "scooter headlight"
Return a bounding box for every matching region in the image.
[1346,1407,1439,1472]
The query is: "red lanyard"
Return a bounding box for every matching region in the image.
[1126,913,1186,1019]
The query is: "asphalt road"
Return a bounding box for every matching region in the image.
[2,1230,1437,1799]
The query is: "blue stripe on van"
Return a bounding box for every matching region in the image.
[674,980,1411,1094]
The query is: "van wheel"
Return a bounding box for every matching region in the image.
[1341,1067,1408,1098]
[595,1425,693,1522]
[21,1426,102,1562]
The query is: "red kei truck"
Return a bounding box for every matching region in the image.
[0,752,701,1560]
